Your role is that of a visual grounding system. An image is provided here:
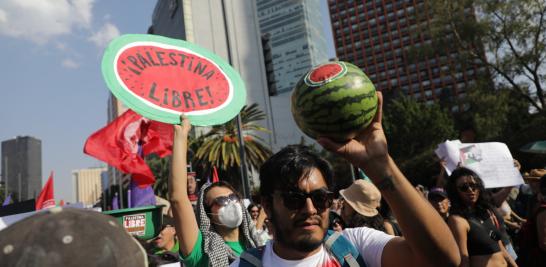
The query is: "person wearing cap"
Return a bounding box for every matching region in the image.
[339,179,393,234]
[0,207,148,267]
[151,216,180,255]
[428,187,450,221]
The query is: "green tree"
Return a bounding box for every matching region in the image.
[383,94,457,185]
[425,0,545,112]
[193,103,272,191]
[147,154,171,199]
[457,83,532,142]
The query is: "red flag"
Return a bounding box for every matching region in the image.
[36,172,55,210]
[83,110,173,187]
[212,166,220,183]
[141,116,174,158]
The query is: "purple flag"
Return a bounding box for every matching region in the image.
[128,143,156,208]
[2,194,12,206]
[112,193,119,210]
[129,180,156,208]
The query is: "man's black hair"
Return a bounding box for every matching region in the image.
[259,145,333,198]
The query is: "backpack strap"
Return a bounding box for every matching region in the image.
[239,246,265,267]
[324,230,367,267]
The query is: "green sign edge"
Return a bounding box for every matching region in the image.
[101,34,246,126]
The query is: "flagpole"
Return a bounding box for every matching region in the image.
[221,0,251,198]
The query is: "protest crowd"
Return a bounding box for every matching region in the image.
[1,90,545,267]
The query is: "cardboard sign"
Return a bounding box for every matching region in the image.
[102,34,246,126]
[435,140,524,188]
[123,213,146,236]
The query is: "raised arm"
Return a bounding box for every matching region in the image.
[491,187,512,207]
[318,92,460,267]
[169,116,199,256]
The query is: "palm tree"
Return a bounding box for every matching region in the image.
[193,103,272,192]
[147,154,171,199]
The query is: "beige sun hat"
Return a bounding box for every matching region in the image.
[339,179,381,217]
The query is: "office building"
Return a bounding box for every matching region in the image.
[1,136,42,201]
[256,0,331,148]
[106,94,130,187]
[73,167,106,206]
[151,0,337,150]
[256,0,330,95]
[328,0,482,109]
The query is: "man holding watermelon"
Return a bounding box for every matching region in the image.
[232,92,461,267]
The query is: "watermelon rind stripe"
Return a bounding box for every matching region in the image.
[101,34,246,126]
[295,71,371,107]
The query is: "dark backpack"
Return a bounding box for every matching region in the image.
[238,230,367,267]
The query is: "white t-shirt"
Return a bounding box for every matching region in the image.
[230,227,394,267]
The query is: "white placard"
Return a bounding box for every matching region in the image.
[435,140,524,188]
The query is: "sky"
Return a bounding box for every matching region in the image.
[0,0,336,203]
[0,0,158,202]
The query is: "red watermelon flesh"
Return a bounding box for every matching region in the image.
[308,63,343,84]
[116,45,230,113]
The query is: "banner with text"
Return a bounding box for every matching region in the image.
[101,34,246,126]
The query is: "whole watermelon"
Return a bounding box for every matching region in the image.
[291,61,378,141]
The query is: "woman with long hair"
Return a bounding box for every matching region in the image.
[446,167,517,267]
[169,117,258,267]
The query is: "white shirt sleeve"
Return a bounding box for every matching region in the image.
[342,227,394,267]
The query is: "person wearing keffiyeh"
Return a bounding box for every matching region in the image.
[169,116,258,267]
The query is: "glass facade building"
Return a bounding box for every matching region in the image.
[257,0,330,95]
[328,0,483,109]
[1,136,42,201]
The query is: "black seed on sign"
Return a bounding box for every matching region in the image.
[121,60,126,64]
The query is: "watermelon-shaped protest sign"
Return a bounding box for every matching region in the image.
[291,61,378,141]
[102,34,246,125]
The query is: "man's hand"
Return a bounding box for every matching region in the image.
[317,91,389,179]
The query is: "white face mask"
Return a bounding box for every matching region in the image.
[216,201,243,229]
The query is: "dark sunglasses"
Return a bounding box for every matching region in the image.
[210,193,239,207]
[457,183,480,193]
[277,188,334,211]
